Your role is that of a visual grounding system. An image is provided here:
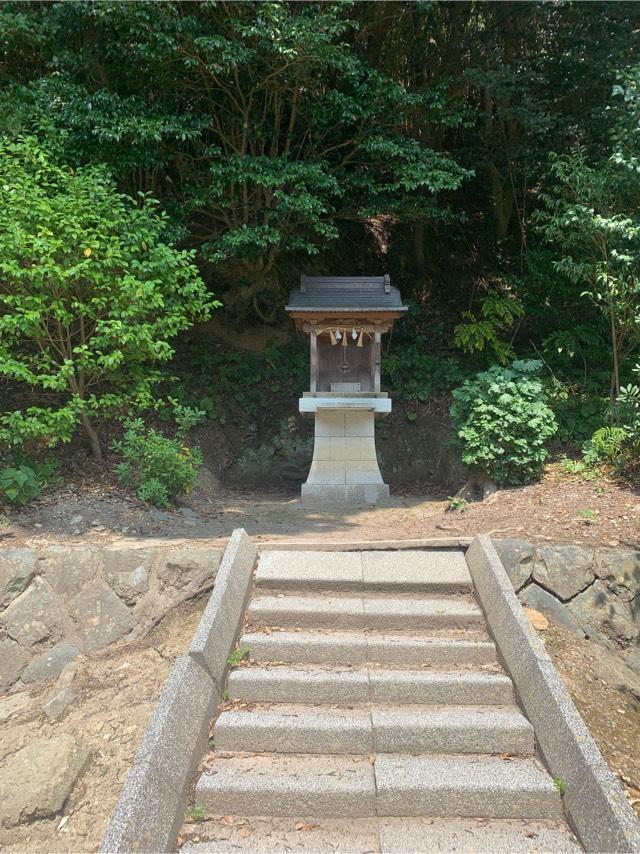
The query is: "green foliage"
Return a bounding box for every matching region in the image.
[454,288,524,364]
[583,426,628,467]
[112,419,203,507]
[187,807,205,823]
[447,496,469,512]
[0,2,470,321]
[536,147,640,398]
[0,137,216,458]
[227,645,251,667]
[450,360,558,485]
[0,464,40,505]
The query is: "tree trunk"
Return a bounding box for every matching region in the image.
[80,412,103,460]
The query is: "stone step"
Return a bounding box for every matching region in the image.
[181,816,581,853]
[371,705,534,754]
[196,754,376,818]
[255,549,472,594]
[374,753,564,819]
[228,665,513,705]
[248,594,484,631]
[214,704,534,755]
[196,753,562,820]
[229,665,370,704]
[241,630,497,667]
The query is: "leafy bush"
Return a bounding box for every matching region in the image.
[450,360,558,485]
[112,419,203,507]
[0,137,216,459]
[0,464,40,505]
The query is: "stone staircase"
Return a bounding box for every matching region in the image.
[185,549,581,852]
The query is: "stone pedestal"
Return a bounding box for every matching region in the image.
[301,408,389,506]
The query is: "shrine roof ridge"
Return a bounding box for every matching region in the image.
[286,274,407,313]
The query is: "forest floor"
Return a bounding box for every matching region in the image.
[3,461,639,550]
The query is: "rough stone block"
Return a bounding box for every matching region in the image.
[0,548,36,609]
[568,580,639,645]
[0,636,30,690]
[100,655,218,853]
[518,584,585,636]
[594,548,640,603]
[2,577,65,651]
[0,735,91,826]
[493,539,534,592]
[22,641,81,684]
[103,548,153,604]
[532,545,595,601]
[69,579,135,652]
[189,529,256,689]
[39,545,103,600]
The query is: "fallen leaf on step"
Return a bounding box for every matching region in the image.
[222,815,235,826]
[500,752,515,761]
[240,829,251,838]
[369,754,376,765]
[523,831,537,839]
[296,822,319,831]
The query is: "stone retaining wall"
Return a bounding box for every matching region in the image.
[0,544,222,692]
[494,539,640,669]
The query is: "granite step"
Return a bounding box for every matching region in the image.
[195,753,563,820]
[256,549,472,594]
[374,753,564,819]
[196,753,376,818]
[214,704,534,755]
[228,665,514,705]
[248,593,484,631]
[241,630,497,667]
[181,816,581,853]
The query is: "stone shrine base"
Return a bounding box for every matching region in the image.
[301,408,389,506]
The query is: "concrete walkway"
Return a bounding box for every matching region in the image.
[187,549,581,852]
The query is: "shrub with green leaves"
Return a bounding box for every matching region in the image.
[112,419,203,507]
[450,360,558,485]
[0,464,41,505]
[0,137,216,460]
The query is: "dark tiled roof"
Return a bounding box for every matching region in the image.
[286,275,407,313]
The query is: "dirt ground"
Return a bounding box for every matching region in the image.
[536,623,640,819]
[3,463,639,550]
[0,597,208,854]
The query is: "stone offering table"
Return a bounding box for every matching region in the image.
[286,275,406,506]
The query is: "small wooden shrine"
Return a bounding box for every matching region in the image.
[286,274,407,505]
